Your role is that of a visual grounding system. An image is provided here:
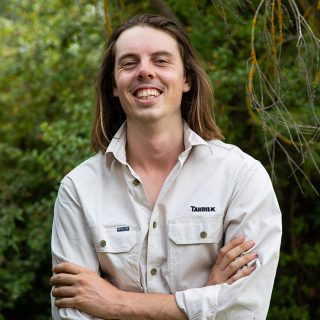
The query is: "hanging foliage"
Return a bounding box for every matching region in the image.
[247,0,320,194]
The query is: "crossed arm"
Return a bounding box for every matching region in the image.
[50,236,256,320]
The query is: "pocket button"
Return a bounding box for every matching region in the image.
[99,240,107,247]
[200,231,207,239]
[151,268,157,275]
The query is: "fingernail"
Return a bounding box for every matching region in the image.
[237,236,245,241]
[247,240,255,246]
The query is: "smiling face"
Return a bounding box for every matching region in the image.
[113,26,190,127]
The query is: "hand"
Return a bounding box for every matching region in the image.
[207,236,257,285]
[50,262,122,319]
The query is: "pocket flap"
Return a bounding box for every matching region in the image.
[168,217,223,245]
[90,226,137,253]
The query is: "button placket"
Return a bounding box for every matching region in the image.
[126,166,149,206]
[133,178,140,185]
[146,208,161,286]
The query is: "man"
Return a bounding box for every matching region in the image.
[50,14,282,319]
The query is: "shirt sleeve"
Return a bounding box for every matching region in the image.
[51,179,103,320]
[175,161,282,320]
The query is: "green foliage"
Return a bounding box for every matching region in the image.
[0,1,98,318]
[0,0,319,319]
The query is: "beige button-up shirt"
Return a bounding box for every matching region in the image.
[51,122,282,320]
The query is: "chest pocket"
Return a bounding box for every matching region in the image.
[168,216,223,292]
[90,225,141,291]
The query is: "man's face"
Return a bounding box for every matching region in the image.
[113,26,190,126]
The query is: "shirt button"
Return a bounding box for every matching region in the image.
[152,221,157,228]
[151,268,157,276]
[200,231,207,239]
[133,179,140,186]
[99,240,106,247]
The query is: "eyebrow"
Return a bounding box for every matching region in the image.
[116,51,175,65]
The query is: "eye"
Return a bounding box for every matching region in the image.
[154,58,169,65]
[120,61,137,69]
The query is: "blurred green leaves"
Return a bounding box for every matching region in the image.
[0,1,99,318]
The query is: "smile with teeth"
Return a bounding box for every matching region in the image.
[135,89,161,100]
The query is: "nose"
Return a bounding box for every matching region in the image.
[136,60,154,80]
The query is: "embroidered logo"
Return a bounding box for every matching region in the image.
[190,206,215,212]
[117,226,130,232]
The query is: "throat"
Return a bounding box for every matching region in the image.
[136,166,174,209]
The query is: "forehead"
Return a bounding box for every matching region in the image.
[114,26,181,60]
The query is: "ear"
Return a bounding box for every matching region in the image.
[183,77,191,93]
[113,87,119,97]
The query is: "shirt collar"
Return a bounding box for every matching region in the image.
[179,121,210,163]
[183,121,208,150]
[105,121,210,170]
[105,122,127,169]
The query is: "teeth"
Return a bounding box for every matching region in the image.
[136,89,160,99]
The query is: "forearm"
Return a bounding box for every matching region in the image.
[114,291,187,320]
[51,262,187,320]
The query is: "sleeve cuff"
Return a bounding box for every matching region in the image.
[175,286,220,320]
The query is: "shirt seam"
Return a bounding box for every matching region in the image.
[60,180,81,207]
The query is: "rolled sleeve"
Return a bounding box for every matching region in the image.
[51,180,102,320]
[175,162,282,320]
[176,285,220,319]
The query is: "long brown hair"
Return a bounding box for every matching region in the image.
[91,14,222,152]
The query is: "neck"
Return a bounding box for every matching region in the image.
[126,118,184,172]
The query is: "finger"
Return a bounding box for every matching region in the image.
[52,285,76,298]
[53,262,86,275]
[50,273,77,286]
[219,240,255,270]
[216,236,245,265]
[226,265,256,285]
[224,252,257,277]
[55,296,76,309]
